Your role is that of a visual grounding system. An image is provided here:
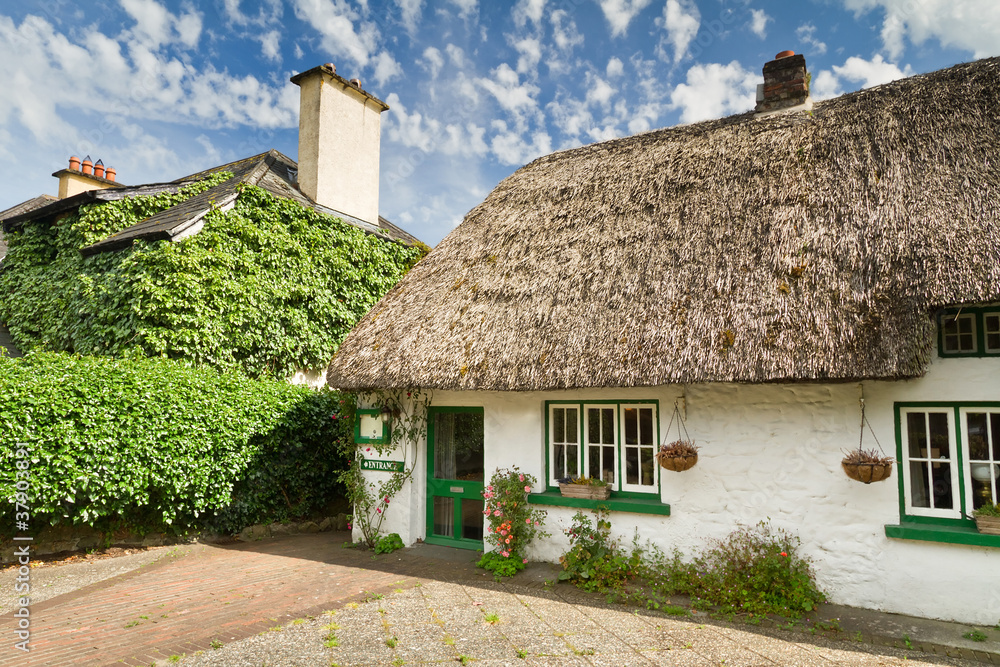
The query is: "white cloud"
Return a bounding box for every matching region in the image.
[511,36,543,76]
[606,57,625,78]
[222,0,283,27]
[445,44,466,67]
[383,93,488,158]
[513,0,546,28]
[449,0,477,19]
[372,51,403,86]
[0,13,297,143]
[420,46,444,78]
[656,0,701,63]
[293,42,304,59]
[119,0,202,48]
[598,0,655,37]
[749,9,770,39]
[489,121,552,165]
[811,54,914,100]
[477,64,542,129]
[257,30,281,62]
[670,61,757,123]
[796,22,827,55]
[841,0,1000,60]
[290,0,379,67]
[550,9,583,52]
[586,75,616,109]
[395,0,423,33]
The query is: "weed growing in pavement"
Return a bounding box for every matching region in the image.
[124,620,140,628]
[443,634,455,646]
[323,631,340,648]
[392,658,404,666]
[211,640,223,649]
[483,612,500,624]
[375,533,405,554]
[323,622,341,631]
[167,656,181,664]
[903,634,913,649]
[386,636,398,648]
[457,655,471,665]
[516,648,528,659]
[963,629,988,642]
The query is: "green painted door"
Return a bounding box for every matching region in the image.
[425,407,485,550]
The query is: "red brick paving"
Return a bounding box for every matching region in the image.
[0,532,456,667]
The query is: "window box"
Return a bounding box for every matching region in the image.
[975,516,1000,535]
[558,481,611,500]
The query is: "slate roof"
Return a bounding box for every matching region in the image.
[1,150,420,256]
[0,195,57,261]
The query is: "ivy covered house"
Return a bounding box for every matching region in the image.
[327,55,1000,625]
[0,65,424,379]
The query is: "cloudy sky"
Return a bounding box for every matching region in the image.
[1,0,997,245]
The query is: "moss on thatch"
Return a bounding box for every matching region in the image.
[328,58,1000,391]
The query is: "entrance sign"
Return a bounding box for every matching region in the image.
[360,458,404,472]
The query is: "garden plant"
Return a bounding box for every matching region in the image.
[477,467,549,578]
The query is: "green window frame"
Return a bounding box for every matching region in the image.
[888,402,1000,548]
[937,306,1000,357]
[545,400,660,497]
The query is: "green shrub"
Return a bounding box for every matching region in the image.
[558,509,640,592]
[0,352,352,537]
[374,533,405,554]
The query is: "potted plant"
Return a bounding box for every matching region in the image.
[972,502,1000,535]
[841,448,894,484]
[558,476,611,500]
[656,439,699,472]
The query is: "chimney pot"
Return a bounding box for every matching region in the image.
[106,167,117,182]
[94,159,105,178]
[325,63,336,74]
[775,50,795,59]
[69,156,81,171]
[81,156,93,175]
[350,78,362,89]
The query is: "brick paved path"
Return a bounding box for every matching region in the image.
[0,532,454,667]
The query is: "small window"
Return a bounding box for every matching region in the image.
[900,408,960,519]
[985,313,1000,353]
[937,307,1000,357]
[942,313,976,353]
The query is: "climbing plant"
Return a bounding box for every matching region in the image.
[0,177,425,378]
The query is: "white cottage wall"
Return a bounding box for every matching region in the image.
[355,351,999,624]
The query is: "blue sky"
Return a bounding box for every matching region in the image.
[1,0,997,245]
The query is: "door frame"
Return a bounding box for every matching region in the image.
[424,406,485,550]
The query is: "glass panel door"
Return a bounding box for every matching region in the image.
[426,407,485,549]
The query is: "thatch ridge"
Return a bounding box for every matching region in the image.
[328,57,1000,392]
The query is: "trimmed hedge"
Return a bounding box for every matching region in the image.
[0,352,352,537]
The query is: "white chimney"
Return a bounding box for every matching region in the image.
[290,64,389,226]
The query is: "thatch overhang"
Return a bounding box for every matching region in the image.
[327,58,1000,392]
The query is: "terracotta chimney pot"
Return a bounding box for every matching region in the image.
[68,156,81,171]
[106,167,116,182]
[94,159,105,179]
[775,50,795,59]
[81,156,93,175]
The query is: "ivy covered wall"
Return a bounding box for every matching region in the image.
[0,176,425,378]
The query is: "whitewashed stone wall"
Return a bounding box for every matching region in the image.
[356,347,1000,625]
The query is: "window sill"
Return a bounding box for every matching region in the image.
[528,491,670,516]
[884,522,1000,548]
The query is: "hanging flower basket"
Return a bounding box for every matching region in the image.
[558,478,611,500]
[841,452,894,484]
[657,440,699,472]
[842,396,894,484]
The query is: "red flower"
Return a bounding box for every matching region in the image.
[780,552,788,557]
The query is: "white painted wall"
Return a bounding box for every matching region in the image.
[356,347,1000,625]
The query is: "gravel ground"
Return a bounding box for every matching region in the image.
[175,580,979,667]
[0,545,174,614]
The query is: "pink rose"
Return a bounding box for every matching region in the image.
[493,510,501,516]
[518,474,524,482]
[524,485,531,492]
[522,558,528,564]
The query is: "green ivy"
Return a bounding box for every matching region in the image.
[0,176,424,378]
[0,352,354,537]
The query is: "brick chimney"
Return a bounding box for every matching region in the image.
[53,155,123,199]
[755,51,812,117]
[290,64,389,226]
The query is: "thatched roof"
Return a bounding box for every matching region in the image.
[327,57,1000,392]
